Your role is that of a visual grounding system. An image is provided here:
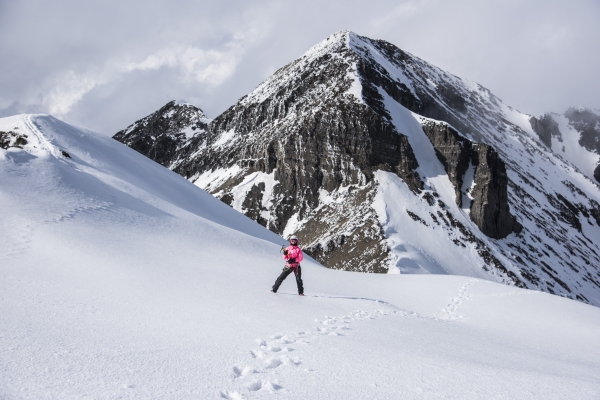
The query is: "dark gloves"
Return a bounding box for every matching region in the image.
[283,249,288,255]
[288,257,296,264]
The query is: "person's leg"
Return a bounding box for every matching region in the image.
[294,266,304,295]
[272,267,292,292]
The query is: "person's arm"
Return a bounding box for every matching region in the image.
[282,247,290,261]
[296,249,304,263]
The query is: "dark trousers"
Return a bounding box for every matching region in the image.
[272,265,303,295]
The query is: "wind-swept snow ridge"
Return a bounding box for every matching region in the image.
[0,114,280,242]
[2,114,600,399]
[114,31,600,306]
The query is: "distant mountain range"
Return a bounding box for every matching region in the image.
[114,31,600,306]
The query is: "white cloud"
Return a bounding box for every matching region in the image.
[40,38,247,117]
[368,0,429,28]
[125,43,242,87]
[44,71,98,117]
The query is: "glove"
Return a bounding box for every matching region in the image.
[283,249,288,255]
[288,258,296,264]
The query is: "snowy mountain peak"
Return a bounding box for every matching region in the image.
[113,100,211,169]
[313,29,352,47]
[114,32,600,307]
[239,31,359,107]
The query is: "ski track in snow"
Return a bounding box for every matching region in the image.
[23,114,58,157]
[220,284,478,399]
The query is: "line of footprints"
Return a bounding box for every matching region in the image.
[220,283,476,399]
[220,307,399,399]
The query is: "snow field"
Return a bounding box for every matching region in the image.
[1,115,600,399]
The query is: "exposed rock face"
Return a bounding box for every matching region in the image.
[113,101,210,168]
[0,130,28,149]
[420,121,520,238]
[419,121,472,206]
[469,144,522,239]
[350,37,494,143]
[529,114,562,148]
[114,31,600,306]
[565,107,600,155]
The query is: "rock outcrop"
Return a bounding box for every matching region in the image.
[0,130,28,149]
[529,114,562,148]
[420,121,520,238]
[529,107,600,183]
[469,144,522,239]
[419,121,472,206]
[565,107,600,155]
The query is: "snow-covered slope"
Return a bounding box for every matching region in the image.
[0,114,277,243]
[530,107,600,182]
[2,115,600,399]
[114,31,600,307]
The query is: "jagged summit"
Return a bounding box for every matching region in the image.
[114,32,600,306]
[239,30,361,106]
[113,100,210,169]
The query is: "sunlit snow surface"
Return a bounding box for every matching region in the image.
[1,115,600,399]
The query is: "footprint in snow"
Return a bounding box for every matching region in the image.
[247,380,283,392]
[250,349,265,359]
[232,366,255,379]
[264,358,282,369]
[220,389,244,400]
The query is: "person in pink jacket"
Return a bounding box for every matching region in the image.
[271,235,304,296]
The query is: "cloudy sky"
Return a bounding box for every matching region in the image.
[1,0,598,135]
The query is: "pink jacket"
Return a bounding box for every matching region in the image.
[283,245,303,268]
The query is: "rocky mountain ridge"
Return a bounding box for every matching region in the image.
[114,31,600,306]
[529,106,600,182]
[113,100,211,168]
